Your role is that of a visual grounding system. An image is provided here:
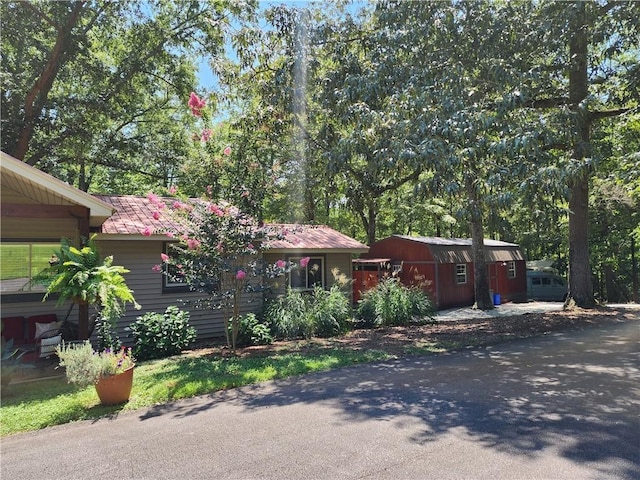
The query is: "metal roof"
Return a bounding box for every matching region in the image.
[94,196,368,252]
[392,235,524,263]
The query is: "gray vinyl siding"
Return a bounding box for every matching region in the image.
[96,239,262,345]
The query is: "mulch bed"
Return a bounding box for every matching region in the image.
[186,305,639,359]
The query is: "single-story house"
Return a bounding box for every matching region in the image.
[358,235,527,309]
[1,151,368,346]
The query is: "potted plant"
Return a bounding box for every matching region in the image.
[1,338,28,386]
[56,341,136,405]
[35,234,140,350]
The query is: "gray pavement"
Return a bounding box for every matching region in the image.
[1,313,639,479]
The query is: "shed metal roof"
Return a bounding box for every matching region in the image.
[392,235,524,263]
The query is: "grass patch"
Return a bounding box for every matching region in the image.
[1,347,391,437]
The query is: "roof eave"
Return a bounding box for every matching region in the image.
[1,151,115,227]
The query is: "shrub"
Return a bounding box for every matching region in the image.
[310,285,351,338]
[265,288,312,340]
[266,286,352,340]
[128,306,197,360]
[231,313,273,347]
[356,278,435,328]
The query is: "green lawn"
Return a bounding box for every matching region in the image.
[1,346,409,437]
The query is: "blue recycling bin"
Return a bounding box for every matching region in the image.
[493,293,501,306]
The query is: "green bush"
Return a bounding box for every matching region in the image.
[356,278,435,328]
[128,306,197,360]
[265,288,311,340]
[231,313,273,347]
[309,285,351,338]
[266,286,352,340]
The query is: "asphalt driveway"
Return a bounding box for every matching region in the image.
[2,319,639,479]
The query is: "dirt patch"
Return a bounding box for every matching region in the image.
[186,305,639,359]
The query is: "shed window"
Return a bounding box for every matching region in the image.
[455,264,467,285]
[289,256,324,289]
[0,243,58,293]
[507,261,516,278]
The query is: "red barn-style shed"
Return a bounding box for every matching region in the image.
[360,235,527,309]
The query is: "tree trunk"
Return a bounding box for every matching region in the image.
[366,200,377,246]
[466,175,493,310]
[566,1,595,308]
[78,301,90,341]
[13,2,85,162]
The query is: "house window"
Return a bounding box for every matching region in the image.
[289,256,324,289]
[455,264,467,285]
[162,243,191,293]
[0,242,58,293]
[507,261,516,278]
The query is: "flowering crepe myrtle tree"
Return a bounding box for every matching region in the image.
[146,192,308,351]
[145,91,309,351]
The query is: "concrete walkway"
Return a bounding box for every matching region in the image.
[436,300,565,321]
[2,315,638,479]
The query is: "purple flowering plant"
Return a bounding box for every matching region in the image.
[56,341,135,388]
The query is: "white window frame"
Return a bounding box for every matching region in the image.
[162,242,191,293]
[455,263,467,285]
[507,261,516,278]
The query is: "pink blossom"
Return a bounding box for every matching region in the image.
[247,243,254,250]
[188,92,206,116]
[152,264,162,272]
[161,253,170,262]
[241,190,249,198]
[206,185,213,196]
[223,146,232,156]
[147,192,160,204]
[299,257,310,268]
[236,270,246,280]
[200,129,212,142]
[141,226,154,237]
[208,203,224,216]
[173,200,184,210]
[276,259,286,269]
[169,185,178,195]
[186,238,201,250]
[166,231,175,238]
[152,211,161,220]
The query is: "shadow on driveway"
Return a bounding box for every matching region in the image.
[140,320,640,479]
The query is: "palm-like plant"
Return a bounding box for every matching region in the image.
[36,235,140,349]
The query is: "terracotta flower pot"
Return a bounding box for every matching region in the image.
[94,365,134,406]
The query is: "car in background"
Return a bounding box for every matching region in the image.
[526,270,568,301]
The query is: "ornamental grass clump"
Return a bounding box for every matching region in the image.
[56,341,135,388]
[356,278,435,328]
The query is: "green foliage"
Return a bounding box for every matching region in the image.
[34,235,140,350]
[56,341,135,388]
[265,288,311,340]
[230,313,273,348]
[266,285,352,340]
[356,278,435,328]
[308,285,351,338]
[1,338,27,385]
[128,306,197,361]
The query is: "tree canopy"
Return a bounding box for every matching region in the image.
[2,0,638,307]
